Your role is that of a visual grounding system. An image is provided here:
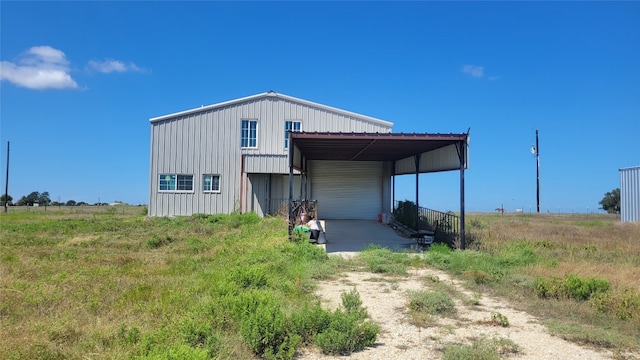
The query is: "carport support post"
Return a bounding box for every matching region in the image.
[414,154,421,230]
[288,131,294,236]
[301,155,307,199]
[458,140,466,250]
[391,161,396,212]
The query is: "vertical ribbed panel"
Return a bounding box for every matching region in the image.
[620,166,640,223]
[309,160,383,220]
[149,96,393,216]
[394,143,463,175]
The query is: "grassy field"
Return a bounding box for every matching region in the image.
[441,212,640,353]
[1,207,639,359]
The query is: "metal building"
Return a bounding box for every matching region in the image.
[620,166,640,223]
[149,91,392,217]
[149,91,468,220]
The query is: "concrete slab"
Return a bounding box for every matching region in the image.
[322,220,415,254]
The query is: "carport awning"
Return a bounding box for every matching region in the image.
[290,132,469,174]
[287,131,470,248]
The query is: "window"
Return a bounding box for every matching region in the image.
[203,174,220,192]
[241,119,258,148]
[284,120,301,148]
[159,174,193,192]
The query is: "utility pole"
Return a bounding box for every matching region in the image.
[535,129,540,213]
[4,141,9,213]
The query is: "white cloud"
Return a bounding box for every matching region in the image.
[0,46,78,90]
[462,64,484,78]
[88,59,142,73]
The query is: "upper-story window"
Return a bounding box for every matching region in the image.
[284,120,301,148]
[241,119,258,148]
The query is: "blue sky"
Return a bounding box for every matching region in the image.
[1,1,638,212]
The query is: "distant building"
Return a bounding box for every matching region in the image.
[620,166,640,223]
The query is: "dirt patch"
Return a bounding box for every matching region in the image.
[298,267,620,360]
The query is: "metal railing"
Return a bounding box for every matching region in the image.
[393,200,460,245]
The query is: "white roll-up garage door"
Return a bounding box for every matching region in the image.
[309,160,382,220]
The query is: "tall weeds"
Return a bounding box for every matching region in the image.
[0,210,373,359]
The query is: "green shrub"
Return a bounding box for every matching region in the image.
[534,275,610,301]
[442,337,520,360]
[314,289,379,355]
[564,275,610,301]
[463,269,493,284]
[408,290,456,316]
[534,277,564,299]
[227,289,275,320]
[490,312,509,327]
[315,310,378,355]
[140,344,209,360]
[290,303,332,344]
[341,288,367,320]
[239,301,300,360]
[442,341,500,360]
[180,317,221,357]
[147,234,174,249]
[591,288,640,320]
[229,266,268,289]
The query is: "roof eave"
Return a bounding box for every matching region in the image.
[149,92,270,123]
[272,93,393,128]
[149,91,394,127]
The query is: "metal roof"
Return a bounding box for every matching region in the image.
[291,132,468,162]
[150,91,393,127]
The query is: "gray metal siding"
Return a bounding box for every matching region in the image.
[149,96,391,216]
[620,166,640,223]
[149,111,242,216]
[244,155,289,174]
[395,143,463,175]
[309,160,383,220]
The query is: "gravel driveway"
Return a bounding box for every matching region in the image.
[297,267,626,360]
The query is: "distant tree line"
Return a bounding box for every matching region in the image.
[0,191,112,207]
[0,191,52,206]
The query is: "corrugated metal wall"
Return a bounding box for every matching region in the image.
[620,166,640,223]
[395,143,464,175]
[244,155,289,174]
[149,96,391,216]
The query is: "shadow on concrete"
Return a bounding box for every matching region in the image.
[323,220,415,254]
